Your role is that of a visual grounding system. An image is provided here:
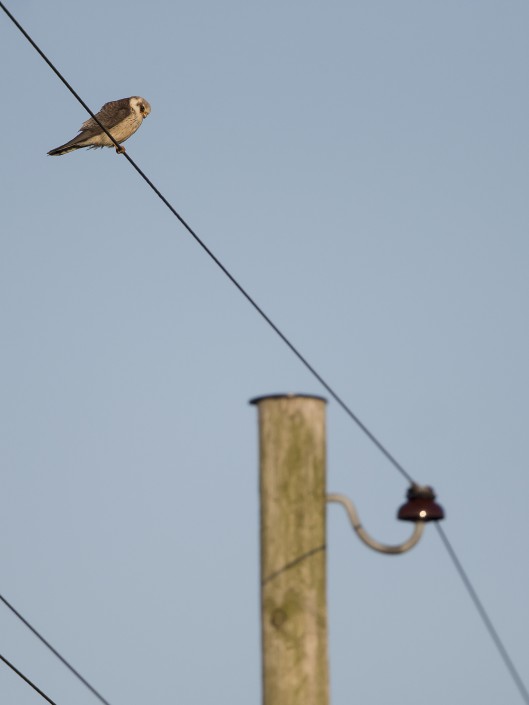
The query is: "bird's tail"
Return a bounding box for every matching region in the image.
[47,143,82,156]
[47,134,87,156]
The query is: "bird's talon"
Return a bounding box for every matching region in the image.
[115,145,126,154]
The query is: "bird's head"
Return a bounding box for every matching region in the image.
[131,97,151,119]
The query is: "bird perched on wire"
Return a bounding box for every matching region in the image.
[47,96,151,156]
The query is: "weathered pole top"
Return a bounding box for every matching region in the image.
[249,393,327,405]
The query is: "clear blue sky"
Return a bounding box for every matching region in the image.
[1,1,529,703]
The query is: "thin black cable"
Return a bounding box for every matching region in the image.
[0,0,415,485]
[2,9,529,705]
[435,523,529,705]
[0,594,112,705]
[0,653,59,705]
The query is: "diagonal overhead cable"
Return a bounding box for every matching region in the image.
[0,593,112,705]
[1,652,60,705]
[435,525,529,705]
[0,0,415,485]
[2,5,529,705]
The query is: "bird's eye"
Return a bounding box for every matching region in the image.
[139,104,145,113]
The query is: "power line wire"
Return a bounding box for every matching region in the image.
[0,0,414,485]
[435,524,529,705]
[0,593,112,705]
[2,5,529,704]
[0,652,60,705]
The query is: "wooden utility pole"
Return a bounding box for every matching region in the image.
[251,393,329,705]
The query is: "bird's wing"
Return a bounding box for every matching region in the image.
[80,99,132,132]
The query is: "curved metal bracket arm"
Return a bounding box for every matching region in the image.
[327,493,425,554]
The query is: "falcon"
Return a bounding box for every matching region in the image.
[47,96,151,156]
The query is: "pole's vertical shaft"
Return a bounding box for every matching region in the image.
[251,394,329,705]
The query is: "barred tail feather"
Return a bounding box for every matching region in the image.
[47,143,83,156]
[47,132,90,156]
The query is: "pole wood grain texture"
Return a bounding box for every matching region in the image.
[252,394,329,705]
